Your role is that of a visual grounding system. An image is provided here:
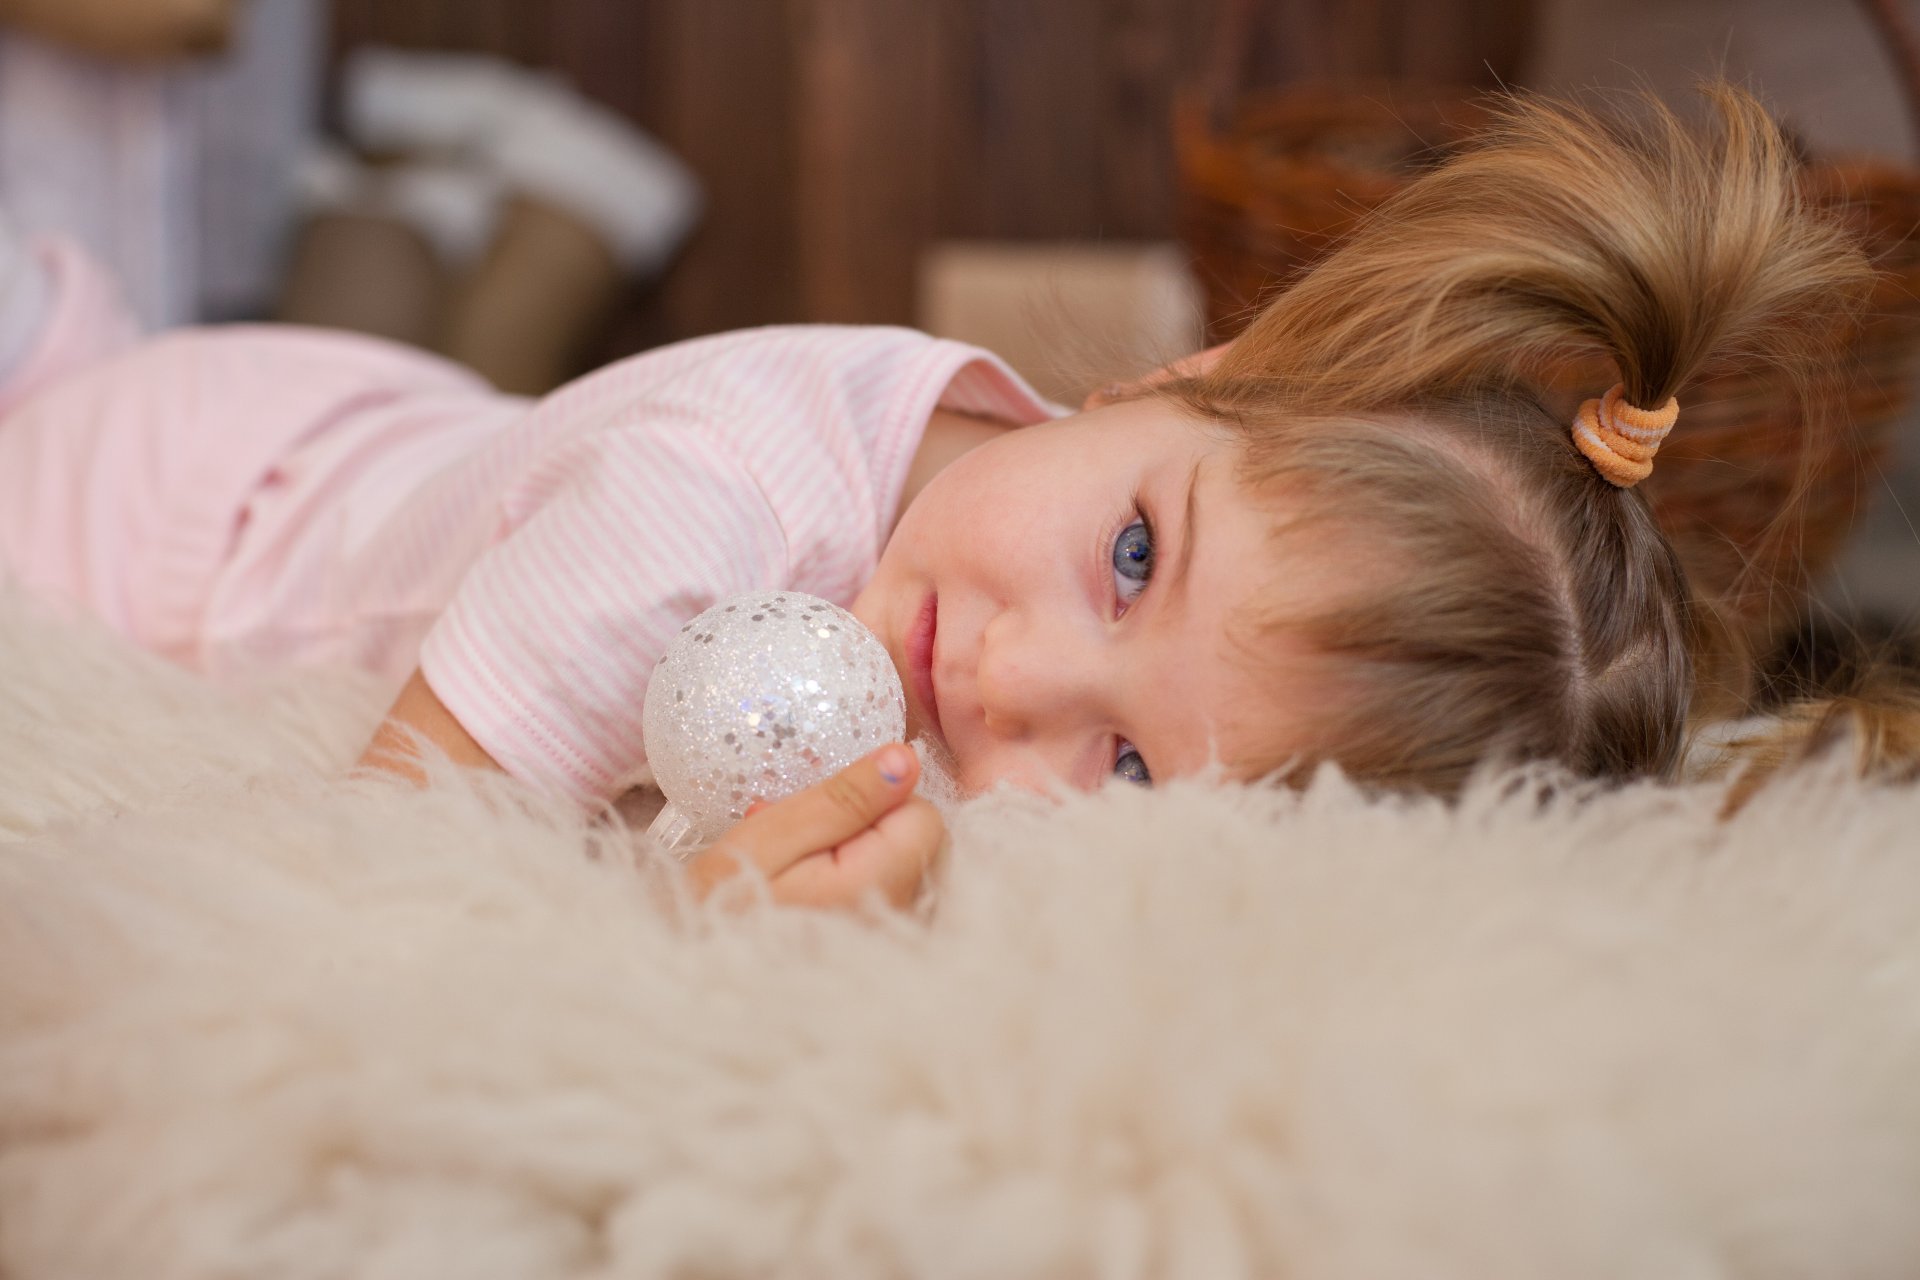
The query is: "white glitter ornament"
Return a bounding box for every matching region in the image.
[643,591,906,855]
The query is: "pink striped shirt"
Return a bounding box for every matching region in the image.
[387,327,1055,805]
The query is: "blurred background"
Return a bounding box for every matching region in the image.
[1,0,1917,626]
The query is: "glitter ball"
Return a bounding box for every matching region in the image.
[642,590,906,845]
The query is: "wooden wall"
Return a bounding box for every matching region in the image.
[330,0,1532,359]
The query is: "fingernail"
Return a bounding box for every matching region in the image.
[878,744,913,784]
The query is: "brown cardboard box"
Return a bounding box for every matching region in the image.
[916,242,1203,407]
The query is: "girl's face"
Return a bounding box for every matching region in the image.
[852,398,1319,795]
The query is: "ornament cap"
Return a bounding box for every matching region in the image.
[646,801,706,860]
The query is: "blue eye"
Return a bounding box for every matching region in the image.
[1111,518,1154,604]
[1114,742,1151,787]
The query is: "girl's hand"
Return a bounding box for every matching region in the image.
[682,744,946,910]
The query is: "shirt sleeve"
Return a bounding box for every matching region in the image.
[418,426,789,808]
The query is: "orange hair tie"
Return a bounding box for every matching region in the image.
[1571,384,1679,488]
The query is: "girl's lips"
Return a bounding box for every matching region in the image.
[905,593,943,740]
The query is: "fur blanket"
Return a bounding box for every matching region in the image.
[4,595,1920,1280]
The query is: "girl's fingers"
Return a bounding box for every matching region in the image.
[772,795,948,909]
[684,743,921,894]
[755,742,919,860]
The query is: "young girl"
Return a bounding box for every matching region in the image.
[0,85,1878,908]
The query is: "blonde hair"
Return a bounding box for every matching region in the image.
[1158,85,1878,794]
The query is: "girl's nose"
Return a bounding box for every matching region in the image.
[975,607,1104,742]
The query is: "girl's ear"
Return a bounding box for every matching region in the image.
[1081,343,1233,410]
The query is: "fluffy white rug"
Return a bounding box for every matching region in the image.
[4,594,1920,1280]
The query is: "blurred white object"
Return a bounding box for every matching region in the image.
[917,241,1204,406]
[488,90,701,274]
[292,146,504,268]
[341,47,546,157]
[341,47,701,275]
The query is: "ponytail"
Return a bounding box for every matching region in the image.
[1203,84,1868,414]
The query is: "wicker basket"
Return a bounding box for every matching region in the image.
[1176,73,1920,650]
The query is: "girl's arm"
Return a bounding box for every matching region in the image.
[359,668,504,783]
[359,671,944,909]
